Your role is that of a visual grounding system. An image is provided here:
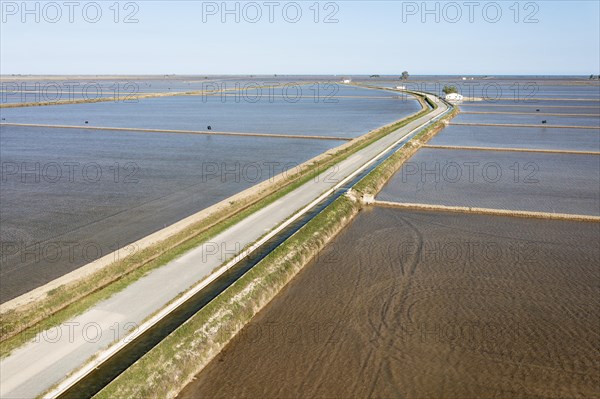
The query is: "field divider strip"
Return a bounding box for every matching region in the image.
[0,123,351,142]
[449,122,600,129]
[373,201,600,223]
[422,144,600,155]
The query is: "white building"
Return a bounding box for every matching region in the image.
[342,79,352,84]
[445,92,464,102]
[396,85,406,90]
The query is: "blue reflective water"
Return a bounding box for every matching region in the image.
[1,86,420,139]
[453,112,600,127]
[0,125,342,302]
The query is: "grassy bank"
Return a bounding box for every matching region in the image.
[354,105,459,196]
[96,195,361,399]
[0,92,432,356]
[95,96,456,399]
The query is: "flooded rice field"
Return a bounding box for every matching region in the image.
[459,104,600,115]
[453,112,599,127]
[2,77,598,395]
[428,125,600,152]
[177,80,599,399]
[4,76,597,107]
[1,91,118,104]
[178,207,600,399]
[380,81,600,216]
[0,80,203,104]
[376,78,599,101]
[0,82,418,301]
[462,99,600,107]
[0,77,244,104]
[0,125,341,302]
[0,85,420,139]
[0,82,420,300]
[0,77,402,104]
[376,148,600,216]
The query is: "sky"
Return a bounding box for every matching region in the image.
[1,1,599,75]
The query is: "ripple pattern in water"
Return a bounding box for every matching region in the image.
[177,207,600,399]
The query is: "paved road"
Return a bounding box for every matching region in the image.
[0,93,448,398]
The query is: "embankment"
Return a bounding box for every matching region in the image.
[0,92,431,356]
[95,97,458,398]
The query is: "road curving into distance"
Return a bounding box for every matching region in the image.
[0,90,449,399]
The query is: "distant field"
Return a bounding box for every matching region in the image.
[0,85,420,139]
[453,112,600,127]
[376,148,600,216]
[428,125,600,152]
[459,104,600,114]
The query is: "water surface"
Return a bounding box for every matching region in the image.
[178,207,600,399]
[377,148,600,216]
[0,125,341,302]
[429,125,600,152]
[453,112,599,127]
[1,86,420,139]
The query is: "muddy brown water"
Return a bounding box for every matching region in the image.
[177,207,600,399]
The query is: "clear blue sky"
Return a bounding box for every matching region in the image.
[1,1,599,75]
